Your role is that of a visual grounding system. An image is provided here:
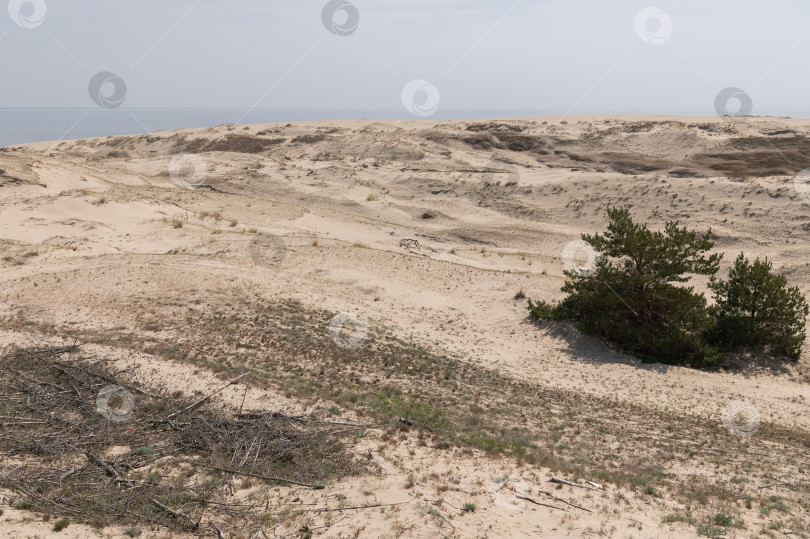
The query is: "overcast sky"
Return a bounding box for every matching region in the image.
[1,0,809,116]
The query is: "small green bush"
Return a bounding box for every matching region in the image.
[527,299,556,320]
[712,513,734,526]
[711,512,744,528]
[710,254,809,358]
[53,518,70,531]
[641,485,662,498]
[530,208,723,367]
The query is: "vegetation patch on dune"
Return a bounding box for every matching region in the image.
[529,208,808,367]
[11,293,809,536]
[0,345,364,535]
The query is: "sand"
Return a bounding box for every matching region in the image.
[1,115,809,537]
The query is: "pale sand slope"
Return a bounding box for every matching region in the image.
[1,115,809,537]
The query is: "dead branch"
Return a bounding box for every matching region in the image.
[150,498,200,529]
[536,490,592,512]
[506,484,590,512]
[515,494,568,512]
[550,477,603,491]
[165,372,250,421]
[181,461,326,489]
[308,501,412,513]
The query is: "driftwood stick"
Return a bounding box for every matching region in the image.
[150,498,200,529]
[759,477,807,493]
[212,522,225,539]
[537,490,592,513]
[165,372,249,421]
[182,461,325,490]
[308,501,412,513]
[550,477,603,491]
[505,484,588,512]
[514,494,568,512]
[238,380,250,418]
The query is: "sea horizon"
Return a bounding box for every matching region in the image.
[3,107,810,148]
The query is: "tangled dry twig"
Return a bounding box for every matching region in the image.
[0,345,367,535]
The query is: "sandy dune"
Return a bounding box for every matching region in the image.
[1,115,809,537]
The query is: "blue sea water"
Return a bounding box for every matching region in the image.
[0,109,553,148]
[2,108,808,148]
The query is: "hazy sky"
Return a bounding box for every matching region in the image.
[2,0,809,116]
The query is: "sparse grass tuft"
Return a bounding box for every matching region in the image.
[53,518,70,532]
[662,514,692,524]
[697,524,725,537]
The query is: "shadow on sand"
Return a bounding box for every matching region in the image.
[522,318,798,378]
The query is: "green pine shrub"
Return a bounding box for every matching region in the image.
[528,208,808,367]
[710,254,809,359]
